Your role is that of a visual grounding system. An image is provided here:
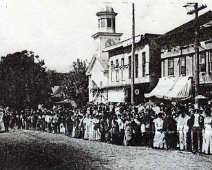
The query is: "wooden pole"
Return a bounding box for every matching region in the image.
[131,3,135,105]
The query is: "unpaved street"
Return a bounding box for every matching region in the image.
[0,130,211,170]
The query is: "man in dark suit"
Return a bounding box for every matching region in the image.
[189,105,204,153]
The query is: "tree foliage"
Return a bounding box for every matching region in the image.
[60,59,88,108]
[0,50,51,109]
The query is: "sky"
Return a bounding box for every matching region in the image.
[0,0,211,72]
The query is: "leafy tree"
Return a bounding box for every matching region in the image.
[60,59,88,108]
[0,50,51,109]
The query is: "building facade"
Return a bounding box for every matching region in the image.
[104,34,161,104]
[146,11,212,100]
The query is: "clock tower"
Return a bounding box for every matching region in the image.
[92,6,123,60]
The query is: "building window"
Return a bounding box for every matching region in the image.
[113,19,115,29]
[209,51,212,72]
[129,56,131,79]
[115,59,119,68]
[121,58,124,80]
[116,70,119,82]
[142,52,146,77]
[101,19,105,27]
[135,54,138,78]
[179,57,186,76]
[98,19,100,28]
[199,52,206,72]
[111,61,114,82]
[163,60,165,77]
[168,58,174,76]
[107,18,112,27]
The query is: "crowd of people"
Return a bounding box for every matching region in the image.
[0,100,212,155]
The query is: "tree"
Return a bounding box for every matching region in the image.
[60,59,88,108]
[0,50,51,109]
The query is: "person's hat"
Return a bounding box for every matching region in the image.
[194,104,199,110]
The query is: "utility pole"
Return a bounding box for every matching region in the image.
[131,2,135,105]
[184,3,207,98]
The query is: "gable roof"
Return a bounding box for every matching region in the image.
[103,33,161,52]
[86,55,109,76]
[158,10,212,49]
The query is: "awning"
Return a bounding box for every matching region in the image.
[145,76,192,100]
[165,76,192,100]
[144,77,176,98]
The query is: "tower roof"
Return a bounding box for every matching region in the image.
[96,6,117,16]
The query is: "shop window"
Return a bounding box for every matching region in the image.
[142,52,146,77]
[135,54,138,78]
[107,18,112,27]
[199,52,206,72]
[168,58,174,76]
[180,57,186,76]
[209,51,212,73]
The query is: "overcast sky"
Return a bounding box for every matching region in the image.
[0,0,211,72]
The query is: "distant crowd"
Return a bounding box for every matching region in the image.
[0,101,212,155]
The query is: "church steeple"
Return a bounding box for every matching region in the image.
[96,6,117,33]
[92,6,122,60]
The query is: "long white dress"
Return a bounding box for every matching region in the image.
[83,117,90,139]
[153,117,166,148]
[202,116,212,154]
[0,112,5,131]
[88,118,94,140]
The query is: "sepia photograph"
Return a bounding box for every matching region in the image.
[0,0,212,169]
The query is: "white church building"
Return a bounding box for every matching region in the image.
[86,6,161,104]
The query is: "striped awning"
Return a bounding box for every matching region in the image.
[145,76,192,100]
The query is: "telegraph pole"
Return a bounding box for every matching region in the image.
[184,3,207,97]
[131,2,135,105]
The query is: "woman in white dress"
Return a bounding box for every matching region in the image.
[0,108,5,132]
[153,112,166,149]
[88,115,94,140]
[83,113,90,140]
[202,107,212,154]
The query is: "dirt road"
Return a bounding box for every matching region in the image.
[0,130,211,170]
